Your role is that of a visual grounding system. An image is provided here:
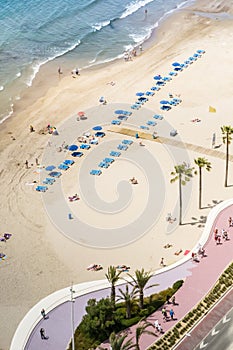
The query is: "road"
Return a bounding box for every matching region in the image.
[195,306,233,350]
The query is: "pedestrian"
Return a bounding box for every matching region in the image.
[40,328,46,339]
[139,44,143,52]
[172,295,176,305]
[157,323,163,333]
[58,66,62,75]
[68,213,73,220]
[170,308,175,320]
[166,295,170,304]
[25,160,29,169]
[228,216,232,227]
[36,158,39,166]
[75,68,80,76]
[162,307,167,321]
[41,308,46,319]
[160,257,165,267]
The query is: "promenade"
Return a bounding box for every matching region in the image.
[10,201,233,350]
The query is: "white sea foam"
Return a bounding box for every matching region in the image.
[16,72,21,78]
[0,86,4,91]
[92,20,110,31]
[25,40,81,87]
[120,0,154,19]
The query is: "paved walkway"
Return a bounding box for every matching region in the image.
[99,203,233,350]
[13,202,233,350]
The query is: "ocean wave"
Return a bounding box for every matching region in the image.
[0,86,4,91]
[25,40,81,87]
[120,0,154,19]
[0,104,14,124]
[16,72,21,78]
[92,20,110,31]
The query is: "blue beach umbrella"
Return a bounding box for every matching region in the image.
[93,126,102,131]
[154,75,162,80]
[136,92,144,96]
[160,100,170,105]
[45,165,56,171]
[172,62,181,67]
[68,144,78,151]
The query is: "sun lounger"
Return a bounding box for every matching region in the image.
[163,76,172,81]
[122,139,133,145]
[161,105,171,111]
[80,144,91,150]
[43,177,56,185]
[48,171,62,177]
[197,49,205,54]
[156,81,165,86]
[131,104,140,110]
[58,163,69,170]
[110,151,121,157]
[151,86,160,91]
[103,157,114,163]
[89,138,98,145]
[98,162,109,168]
[147,121,156,126]
[118,115,128,121]
[169,71,177,76]
[145,91,154,96]
[90,169,102,176]
[138,97,148,102]
[140,125,149,130]
[123,111,132,116]
[63,159,74,165]
[153,114,163,120]
[36,185,48,192]
[117,144,128,151]
[95,132,105,137]
[111,120,121,125]
[71,151,84,157]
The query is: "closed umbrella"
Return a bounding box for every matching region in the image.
[93,126,102,131]
[68,145,78,151]
[160,100,170,105]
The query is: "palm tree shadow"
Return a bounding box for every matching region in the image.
[201,199,223,209]
[181,215,207,226]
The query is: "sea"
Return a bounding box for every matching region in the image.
[0,0,194,124]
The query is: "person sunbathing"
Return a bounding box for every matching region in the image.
[68,194,80,202]
[130,177,138,184]
[174,249,183,255]
[164,243,172,249]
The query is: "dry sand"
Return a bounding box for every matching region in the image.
[1,1,233,349]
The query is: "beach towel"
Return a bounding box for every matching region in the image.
[209,106,216,113]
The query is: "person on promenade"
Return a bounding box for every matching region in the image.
[172,296,176,305]
[162,307,167,321]
[222,228,229,241]
[228,217,232,227]
[41,309,46,319]
[170,308,175,320]
[40,328,46,339]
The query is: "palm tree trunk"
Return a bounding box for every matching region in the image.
[111,285,115,307]
[199,167,202,209]
[179,174,182,225]
[126,302,131,319]
[139,290,143,309]
[225,135,229,187]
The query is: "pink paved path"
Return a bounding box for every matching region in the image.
[100,204,233,350]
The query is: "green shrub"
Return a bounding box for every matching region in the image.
[172,280,184,291]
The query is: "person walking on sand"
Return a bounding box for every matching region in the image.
[58,66,62,75]
[25,160,29,169]
[160,257,165,267]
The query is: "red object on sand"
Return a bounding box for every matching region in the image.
[184,250,190,255]
[78,111,85,117]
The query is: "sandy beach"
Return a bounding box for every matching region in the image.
[1,1,233,349]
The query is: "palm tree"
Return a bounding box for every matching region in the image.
[116,284,138,319]
[221,126,233,187]
[109,332,135,350]
[105,265,122,307]
[135,319,156,350]
[128,268,154,309]
[194,157,211,209]
[170,162,196,225]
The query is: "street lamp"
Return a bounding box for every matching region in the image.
[70,284,75,350]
